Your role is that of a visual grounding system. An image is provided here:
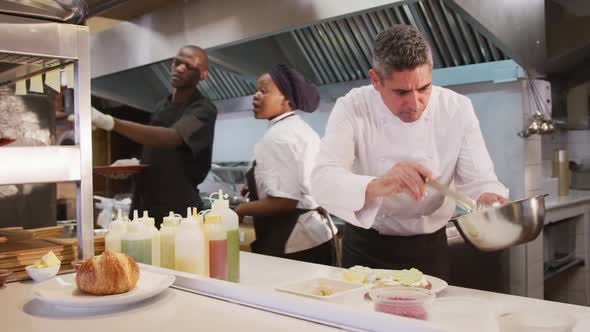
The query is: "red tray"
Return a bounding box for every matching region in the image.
[0,138,16,147]
[93,165,148,179]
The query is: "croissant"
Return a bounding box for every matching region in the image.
[76,250,140,295]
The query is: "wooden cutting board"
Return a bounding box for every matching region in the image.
[0,253,75,269]
[0,239,63,259]
[0,247,74,262]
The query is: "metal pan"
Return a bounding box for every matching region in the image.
[451,194,547,252]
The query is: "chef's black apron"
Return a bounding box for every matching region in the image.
[244,113,336,265]
[245,162,337,266]
[342,223,450,280]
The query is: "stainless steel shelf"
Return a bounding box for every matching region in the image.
[0,13,81,87]
[0,13,94,259]
[0,146,81,185]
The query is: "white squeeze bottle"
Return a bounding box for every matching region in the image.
[141,211,161,267]
[121,210,152,265]
[105,209,128,253]
[160,211,181,270]
[197,208,210,277]
[175,208,206,275]
[210,190,240,282]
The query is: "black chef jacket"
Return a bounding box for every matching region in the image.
[131,90,217,227]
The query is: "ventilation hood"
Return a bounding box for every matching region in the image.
[91,0,520,112]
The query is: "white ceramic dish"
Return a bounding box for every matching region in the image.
[336,268,449,294]
[275,277,366,301]
[25,264,60,282]
[31,270,175,307]
[372,269,449,294]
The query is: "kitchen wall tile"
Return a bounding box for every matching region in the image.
[542,160,553,177]
[524,138,542,166]
[567,130,590,144]
[542,138,554,161]
[567,143,590,161]
[524,164,543,194]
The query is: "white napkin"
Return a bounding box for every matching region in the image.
[110,158,140,167]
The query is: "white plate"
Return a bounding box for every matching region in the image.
[335,269,449,294]
[372,269,448,294]
[275,277,366,300]
[31,270,175,307]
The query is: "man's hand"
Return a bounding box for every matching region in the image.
[366,161,433,201]
[477,193,509,208]
[91,107,114,131]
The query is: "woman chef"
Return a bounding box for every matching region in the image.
[235,64,337,265]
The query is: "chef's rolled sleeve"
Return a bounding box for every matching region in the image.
[171,101,217,158]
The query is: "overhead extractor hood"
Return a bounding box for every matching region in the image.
[91,0,514,112]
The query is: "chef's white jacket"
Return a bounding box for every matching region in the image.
[254,112,336,253]
[312,85,508,236]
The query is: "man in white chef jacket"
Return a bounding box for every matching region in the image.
[311,24,508,279]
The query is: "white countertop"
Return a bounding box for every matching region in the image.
[1,276,336,332]
[4,252,590,332]
[545,189,590,210]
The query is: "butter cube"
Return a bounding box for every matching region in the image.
[41,251,61,267]
[33,260,47,268]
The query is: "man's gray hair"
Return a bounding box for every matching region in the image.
[372,24,433,79]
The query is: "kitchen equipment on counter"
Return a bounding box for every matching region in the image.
[204,214,227,281]
[544,218,577,272]
[121,215,152,265]
[426,179,546,252]
[105,209,128,253]
[210,190,240,282]
[556,149,570,196]
[160,212,181,270]
[175,209,206,276]
[453,195,547,252]
[140,211,161,267]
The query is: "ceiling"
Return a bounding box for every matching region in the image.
[91,0,510,111]
[84,0,172,33]
[0,0,171,26]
